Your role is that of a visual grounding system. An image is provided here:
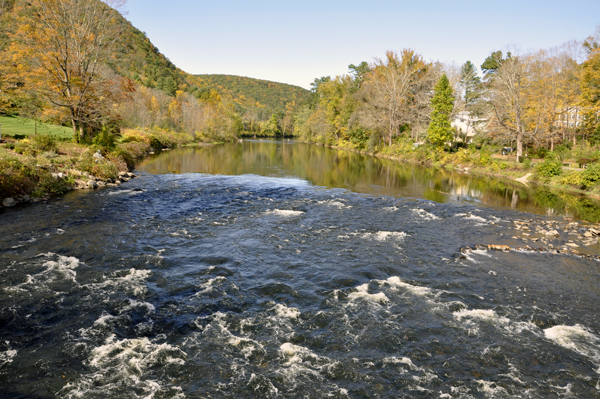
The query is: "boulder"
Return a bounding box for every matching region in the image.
[545,230,560,237]
[87,180,98,189]
[93,150,104,161]
[2,198,16,207]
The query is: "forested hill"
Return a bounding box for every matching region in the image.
[192,74,310,111]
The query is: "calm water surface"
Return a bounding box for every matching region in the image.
[1,139,599,398]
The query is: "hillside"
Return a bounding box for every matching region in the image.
[192,74,310,111]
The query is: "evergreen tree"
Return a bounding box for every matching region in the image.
[460,61,481,110]
[427,74,455,146]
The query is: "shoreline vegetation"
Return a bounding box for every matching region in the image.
[0,126,200,207]
[0,1,600,215]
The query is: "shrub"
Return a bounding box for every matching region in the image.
[30,134,58,152]
[77,153,119,181]
[109,148,135,171]
[0,158,36,198]
[536,147,549,159]
[561,171,584,188]
[536,156,562,177]
[581,163,600,188]
[523,157,532,169]
[92,127,117,150]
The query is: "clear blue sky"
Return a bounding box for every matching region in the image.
[124,0,600,89]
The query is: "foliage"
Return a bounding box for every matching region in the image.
[581,162,600,188]
[9,0,126,141]
[561,170,584,188]
[77,152,119,181]
[92,127,117,150]
[536,156,563,177]
[190,74,309,112]
[427,74,455,146]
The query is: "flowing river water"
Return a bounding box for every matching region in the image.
[1,139,600,398]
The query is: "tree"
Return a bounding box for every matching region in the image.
[10,0,126,141]
[581,27,600,134]
[360,49,431,146]
[460,61,481,110]
[481,50,510,82]
[348,61,371,92]
[489,56,526,161]
[427,74,455,146]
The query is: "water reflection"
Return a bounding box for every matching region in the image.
[137,139,600,222]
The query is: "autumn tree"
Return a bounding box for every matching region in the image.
[427,74,455,146]
[488,56,527,161]
[10,0,126,141]
[359,49,431,146]
[581,27,600,136]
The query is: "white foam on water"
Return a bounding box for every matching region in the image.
[0,342,17,367]
[382,356,419,371]
[119,299,156,314]
[475,380,509,397]
[347,283,389,305]
[412,208,439,220]
[59,335,186,399]
[463,248,494,264]
[195,276,227,295]
[360,231,408,242]
[383,276,432,297]
[454,309,505,322]
[278,342,337,383]
[87,268,152,297]
[317,199,352,209]
[545,325,600,372]
[266,209,304,217]
[42,254,80,283]
[273,303,301,319]
[383,206,399,212]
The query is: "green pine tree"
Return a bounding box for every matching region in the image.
[427,74,455,146]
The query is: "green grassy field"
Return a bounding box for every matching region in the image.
[0,115,73,139]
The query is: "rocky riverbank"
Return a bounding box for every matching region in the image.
[0,128,196,209]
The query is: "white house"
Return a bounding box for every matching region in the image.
[451,111,486,141]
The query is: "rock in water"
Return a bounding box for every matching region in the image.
[3,198,16,207]
[87,180,98,189]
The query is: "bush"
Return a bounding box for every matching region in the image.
[92,127,117,150]
[536,147,549,159]
[0,158,36,198]
[110,148,135,171]
[77,153,119,181]
[581,163,600,188]
[536,156,563,177]
[30,134,58,152]
[523,157,532,169]
[561,171,584,188]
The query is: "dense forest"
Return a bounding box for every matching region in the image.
[192,74,309,112]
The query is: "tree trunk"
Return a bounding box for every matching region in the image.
[72,119,78,143]
[516,129,523,163]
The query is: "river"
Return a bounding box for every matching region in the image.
[1,139,599,398]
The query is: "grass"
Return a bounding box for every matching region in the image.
[0,115,73,140]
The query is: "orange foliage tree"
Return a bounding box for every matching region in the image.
[9,0,126,141]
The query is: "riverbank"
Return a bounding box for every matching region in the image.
[319,138,600,200]
[0,128,205,208]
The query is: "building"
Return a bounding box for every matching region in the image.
[451,111,487,142]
